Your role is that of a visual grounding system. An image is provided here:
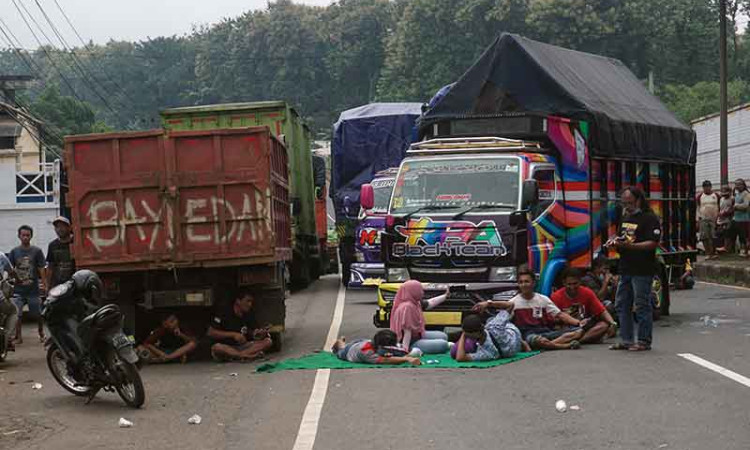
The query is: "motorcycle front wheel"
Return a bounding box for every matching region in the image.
[111,354,145,408]
[46,344,93,397]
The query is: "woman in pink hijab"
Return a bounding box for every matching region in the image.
[389,280,450,354]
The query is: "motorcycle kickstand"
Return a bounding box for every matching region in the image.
[84,386,101,405]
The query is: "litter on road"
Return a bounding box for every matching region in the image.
[188,414,202,425]
[118,418,134,428]
[555,400,567,412]
[31,383,42,390]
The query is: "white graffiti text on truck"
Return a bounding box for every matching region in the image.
[86,189,273,252]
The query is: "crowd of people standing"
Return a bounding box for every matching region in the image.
[698,178,750,259]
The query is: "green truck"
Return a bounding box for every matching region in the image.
[161,101,323,287]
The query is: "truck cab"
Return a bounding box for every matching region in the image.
[349,168,398,288]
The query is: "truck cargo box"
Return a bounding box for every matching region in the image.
[65,127,291,272]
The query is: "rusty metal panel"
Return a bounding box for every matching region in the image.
[65,127,291,272]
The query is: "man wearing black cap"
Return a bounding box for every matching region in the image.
[697,181,720,260]
[46,216,76,290]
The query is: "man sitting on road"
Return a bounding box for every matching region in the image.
[137,313,197,363]
[582,254,617,317]
[207,292,273,362]
[472,266,584,350]
[551,267,617,344]
[453,311,528,362]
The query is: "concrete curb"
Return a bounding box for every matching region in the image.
[694,261,750,288]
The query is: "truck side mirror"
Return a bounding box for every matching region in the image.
[360,184,374,211]
[521,179,539,210]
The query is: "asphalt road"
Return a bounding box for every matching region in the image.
[1,277,749,450]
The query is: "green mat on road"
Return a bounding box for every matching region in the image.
[256,351,540,373]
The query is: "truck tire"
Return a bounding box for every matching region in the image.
[269,331,284,353]
[654,265,670,318]
[291,254,311,289]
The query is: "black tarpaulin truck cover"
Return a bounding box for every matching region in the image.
[420,33,696,164]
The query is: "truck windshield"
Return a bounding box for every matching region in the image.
[390,157,520,214]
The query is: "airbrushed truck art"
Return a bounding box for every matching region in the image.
[369,34,697,328]
[349,168,398,288]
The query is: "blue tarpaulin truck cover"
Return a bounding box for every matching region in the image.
[330,103,423,221]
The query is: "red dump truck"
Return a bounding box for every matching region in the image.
[64,127,291,347]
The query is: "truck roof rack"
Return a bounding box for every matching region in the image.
[407,137,542,155]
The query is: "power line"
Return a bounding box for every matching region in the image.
[32,0,130,110]
[10,0,85,103]
[0,17,45,77]
[15,0,117,113]
[50,0,131,101]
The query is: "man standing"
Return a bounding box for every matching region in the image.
[607,187,661,352]
[551,267,617,344]
[207,292,273,361]
[9,225,46,344]
[46,216,76,290]
[697,180,720,260]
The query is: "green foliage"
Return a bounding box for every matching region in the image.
[0,0,744,132]
[27,84,101,141]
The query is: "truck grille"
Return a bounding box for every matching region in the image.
[410,267,487,283]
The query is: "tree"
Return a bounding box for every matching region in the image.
[659,80,750,123]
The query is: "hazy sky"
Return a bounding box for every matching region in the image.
[0,0,334,47]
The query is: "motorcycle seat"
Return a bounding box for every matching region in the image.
[81,304,121,331]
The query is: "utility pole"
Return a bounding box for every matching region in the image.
[719,0,729,186]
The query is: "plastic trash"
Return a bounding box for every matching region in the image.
[555,400,567,412]
[31,383,43,390]
[699,315,719,328]
[229,373,238,377]
[570,405,581,411]
[188,414,202,425]
[118,418,133,428]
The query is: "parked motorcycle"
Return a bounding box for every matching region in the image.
[43,271,144,408]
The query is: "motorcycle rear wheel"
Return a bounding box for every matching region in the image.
[112,355,145,408]
[46,345,93,397]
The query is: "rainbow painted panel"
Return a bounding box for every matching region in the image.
[525,117,592,274]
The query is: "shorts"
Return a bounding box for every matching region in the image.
[522,326,581,345]
[699,219,716,241]
[211,340,267,361]
[12,293,41,318]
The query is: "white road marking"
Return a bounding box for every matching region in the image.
[291,369,331,450]
[292,281,347,450]
[697,281,750,292]
[678,353,750,389]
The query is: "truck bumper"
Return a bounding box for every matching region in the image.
[374,281,519,328]
[348,263,386,288]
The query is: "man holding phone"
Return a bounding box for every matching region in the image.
[207,292,273,361]
[606,186,661,352]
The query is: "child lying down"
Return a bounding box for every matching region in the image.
[331,330,421,366]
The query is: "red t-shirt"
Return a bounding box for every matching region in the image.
[551,286,606,320]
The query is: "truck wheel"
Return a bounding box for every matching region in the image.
[652,266,670,319]
[269,331,284,353]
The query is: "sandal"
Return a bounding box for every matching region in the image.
[609,342,632,350]
[569,340,581,350]
[628,343,651,352]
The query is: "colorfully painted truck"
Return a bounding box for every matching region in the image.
[371,34,696,328]
[349,168,398,288]
[330,103,423,287]
[161,102,323,287]
[64,127,291,346]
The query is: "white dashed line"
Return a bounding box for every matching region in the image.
[292,281,346,450]
[678,353,750,389]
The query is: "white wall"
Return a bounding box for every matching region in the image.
[0,154,58,256]
[693,106,750,188]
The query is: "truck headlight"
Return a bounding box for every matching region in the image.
[387,268,410,282]
[488,266,517,282]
